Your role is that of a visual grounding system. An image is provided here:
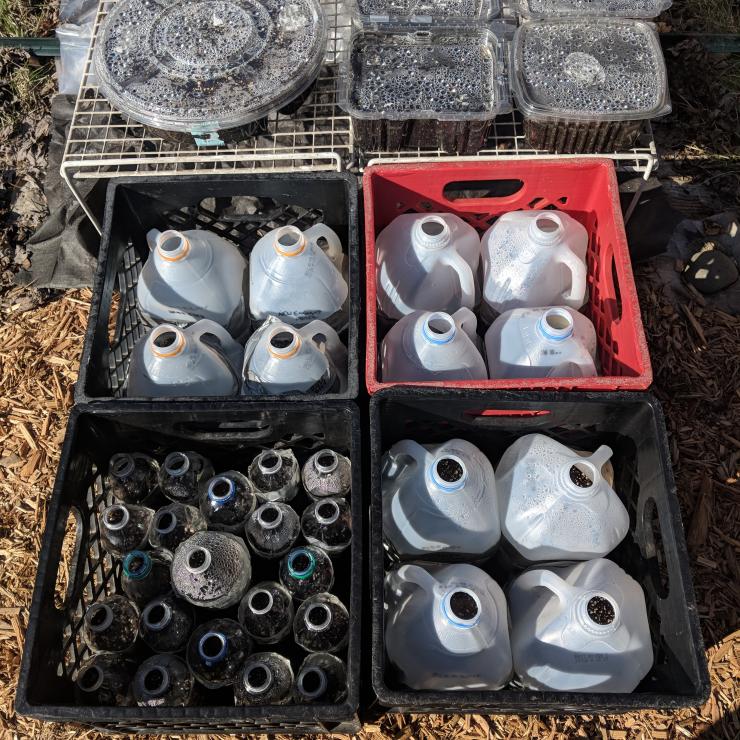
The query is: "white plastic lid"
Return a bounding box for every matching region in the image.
[518,0,672,18]
[342,29,511,121]
[354,0,499,25]
[93,0,327,134]
[512,19,670,123]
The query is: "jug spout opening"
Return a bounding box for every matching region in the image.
[150,326,186,358]
[576,592,620,635]
[208,476,236,505]
[441,588,482,628]
[198,631,228,664]
[164,451,190,477]
[256,502,284,530]
[244,662,273,695]
[561,459,601,497]
[305,603,332,632]
[248,588,274,615]
[528,213,565,245]
[185,546,212,575]
[315,499,340,525]
[156,230,191,261]
[422,312,456,345]
[414,215,451,249]
[110,452,136,480]
[273,225,307,257]
[538,308,574,342]
[103,503,130,531]
[257,450,283,476]
[267,328,301,359]
[430,455,468,492]
[140,665,171,698]
[142,600,173,632]
[314,450,339,475]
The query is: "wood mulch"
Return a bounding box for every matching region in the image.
[0,270,737,739]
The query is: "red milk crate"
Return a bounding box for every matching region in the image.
[364,159,652,394]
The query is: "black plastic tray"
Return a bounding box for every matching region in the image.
[75,174,360,403]
[369,389,710,714]
[16,402,362,734]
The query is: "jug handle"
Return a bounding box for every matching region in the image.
[146,229,162,252]
[191,320,244,373]
[558,249,587,306]
[383,439,427,480]
[393,564,439,594]
[302,320,347,364]
[451,307,478,342]
[439,250,477,310]
[304,224,343,268]
[515,569,578,606]
[551,351,597,379]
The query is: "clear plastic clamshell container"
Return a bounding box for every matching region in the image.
[353,0,499,26]
[93,0,327,142]
[517,0,672,19]
[511,19,670,153]
[341,28,511,154]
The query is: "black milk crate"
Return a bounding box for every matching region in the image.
[16,402,362,734]
[369,389,710,715]
[75,173,360,404]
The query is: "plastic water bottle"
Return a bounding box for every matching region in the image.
[127,320,244,397]
[384,563,513,690]
[82,595,139,654]
[245,502,300,559]
[158,451,214,505]
[293,593,349,653]
[121,549,172,606]
[100,503,154,558]
[508,559,653,692]
[301,497,352,555]
[186,618,252,689]
[375,213,481,320]
[75,654,137,706]
[140,594,194,653]
[279,546,334,602]
[249,224,348,328]
[199,471,257,533]
[496,434,629,562]
[382,439,500,559]
[171,531,252,609]
[243,317,347,395]
[133,654,195,707]
[485,307,598,379]
[294,653,347,704]
[137,227,250,339]
[381,308,488,382]
[481,210,588,316]
[105,452,159,504]
[234,652,294,706]
[302,449,351,499]
[239,581,295,644]
[248,448,300,503]
[149,503,207,553]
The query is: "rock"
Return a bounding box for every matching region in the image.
[684,244,739,295]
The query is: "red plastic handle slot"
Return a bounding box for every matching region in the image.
[464,409,551,418]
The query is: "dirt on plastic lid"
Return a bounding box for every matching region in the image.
[342,29,511,121]
[512,19,671,123]
[518,0,672,19]
[93,0,327,134]
[355,0,499,25]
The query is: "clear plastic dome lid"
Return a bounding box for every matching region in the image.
[354,0,499,25]
[512,19,671,123]
[518,0,672,19]
[93,0,327,133]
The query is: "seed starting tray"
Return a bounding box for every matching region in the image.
[61,0,658,233]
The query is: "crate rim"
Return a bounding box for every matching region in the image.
[74,171,361,405]
[362,158,654,395]
[368,388,710,713]
[16,400,363,728]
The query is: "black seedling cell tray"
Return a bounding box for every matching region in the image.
[16,402,362,734]
[75,173,360,403]
[369,388,710,714]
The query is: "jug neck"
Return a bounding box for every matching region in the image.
[256,503,284,530]
[557,458,604,499]
[537,308,574,342]
[155,230,192,261]
[246,587,275,616]
[243,662,274,696]
[149,325,187,358]
[440,588,483,629]
[428,454,468,492]
[266,326,302,359]
[420,312,457,345]
[208,475,237,506]
[123,550,153,580]
[198,631,229,665]
[142,600,173,632]
[304,602,333,633]
[272,225,308,258]
[412,215,452,250]
[528,213,565,246]
[573,591,621,636]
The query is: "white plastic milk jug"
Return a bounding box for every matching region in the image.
[138,228,250,339]
[481,211,588,315]
[381,439,500,558]
[485,306,598,379]
[375,213,481,320]
[127,320,243,397]
[509,559,653,692]
[381,308,488,382]
[243,316,347,395]
[249,224,348,329]
[496,433,629,563]
[385,562,513,691]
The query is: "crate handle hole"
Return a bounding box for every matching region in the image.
[610,252,623,321]
[443,179,524,201]
[464,409,551,418]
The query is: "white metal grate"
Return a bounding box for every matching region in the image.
[62,0,658,232]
